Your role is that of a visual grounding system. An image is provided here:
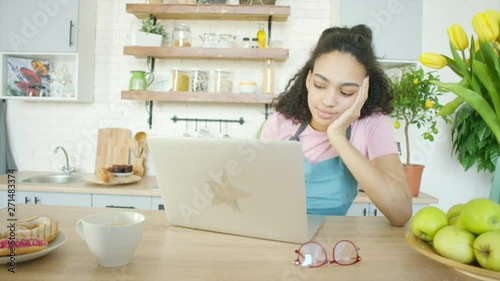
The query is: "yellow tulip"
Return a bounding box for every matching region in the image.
[419,53,447,69]
[447,24,469,51]
[472,12,499,42]
[485,9,500,27]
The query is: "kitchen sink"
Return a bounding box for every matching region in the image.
[21,174,84,185]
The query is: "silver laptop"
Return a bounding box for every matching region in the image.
[148,136,325,244]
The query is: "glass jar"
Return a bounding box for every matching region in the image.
[251,38,258,48]
[214,70,233,93]
[242,37,250,48]
[172,24,192,47]
[190,69,209,92]
[172,69,190,92]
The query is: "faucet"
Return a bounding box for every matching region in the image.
[54,146,75,175]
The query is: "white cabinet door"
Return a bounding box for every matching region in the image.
[346,203,370,216]
[152,196,164,210]
[92,194,152,210]
[0,0,79,52]
[15,191,91,207]
[16,191,35,205]
[33,191,91,207]
[0,190,6,209]
[338,0,422,61]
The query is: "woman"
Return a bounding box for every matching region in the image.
[261,25,412,226]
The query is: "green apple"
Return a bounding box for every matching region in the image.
[449,215,466,229]
[473,230,500,271]
[411,206,448,242]
[461,198,500,235]
[433,225,476,264]
[446,203,466,222]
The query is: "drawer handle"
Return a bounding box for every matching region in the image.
[68,20,74,47]
[105,205,135,209]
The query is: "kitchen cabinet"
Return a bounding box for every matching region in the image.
[0,0,79,52]
[92,194,152,210]
[0,192,5,209]
[335,0,422,63]
[152,196,164,210]
[15,191,92,207]
[347,191,437,217]
[0,0,97,102]
[122,4,290,103]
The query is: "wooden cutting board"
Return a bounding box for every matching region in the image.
[95,128,131,173]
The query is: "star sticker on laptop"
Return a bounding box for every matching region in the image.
[207,171,250,211]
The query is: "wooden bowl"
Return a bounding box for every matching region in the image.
[405,231,500,281]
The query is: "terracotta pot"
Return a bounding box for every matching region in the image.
[403,164,424,197]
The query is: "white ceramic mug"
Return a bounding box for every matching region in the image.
[76,211,145,267]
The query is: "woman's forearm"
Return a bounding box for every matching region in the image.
[330,135,412,226]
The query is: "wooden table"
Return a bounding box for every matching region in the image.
[0,205,474,281]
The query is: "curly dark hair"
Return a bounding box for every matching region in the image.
[274,24,394,124]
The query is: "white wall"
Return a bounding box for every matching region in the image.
[4,0,499,211]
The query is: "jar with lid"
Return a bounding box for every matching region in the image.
[251,38,258,48]
[172,24,192,47]
[242,37,250,48]
[214,70,233,93]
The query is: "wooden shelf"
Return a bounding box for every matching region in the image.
[122,90,276,104]
[126,4,290,21]
[123,46,288,60]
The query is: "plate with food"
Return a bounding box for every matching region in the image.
[111,172,133,177]
[0,232,67,264]
[0,216,66,264]
[405,231,500,281]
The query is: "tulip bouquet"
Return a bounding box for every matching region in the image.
[420,9,500,201]
[420,10,500,145]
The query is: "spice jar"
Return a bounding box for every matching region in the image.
[214,70,233,93]
[242,37,250,48]
[172,69,190,92]
[190,69,209,92]
[172,24,192,47]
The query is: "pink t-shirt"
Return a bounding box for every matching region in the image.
[261,112,398,164]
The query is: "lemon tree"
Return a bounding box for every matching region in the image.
[389,66,450,165]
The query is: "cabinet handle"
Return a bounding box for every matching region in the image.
[362,208,367,216]
[373,209,378,216]
[24,197,30,204]
[68,20,74,47]
[158,204,164,210]
[105,205,135,209]
[34,197,40,204]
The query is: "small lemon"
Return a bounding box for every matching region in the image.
[394,120,400,129]
[413,78,419,85]
[425,99,434,108]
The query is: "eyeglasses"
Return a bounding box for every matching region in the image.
[294,240,361,268]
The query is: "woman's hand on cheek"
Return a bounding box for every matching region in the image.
[327,77,369,142]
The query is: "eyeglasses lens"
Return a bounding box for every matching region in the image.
[334,241,358,265]
[297,243,326,267]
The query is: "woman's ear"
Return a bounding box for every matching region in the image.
[306,70,312,91]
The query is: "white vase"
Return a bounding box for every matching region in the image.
[132,31,163,47]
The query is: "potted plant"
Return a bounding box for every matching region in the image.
[389,66,449,196]
[132,16,168,47]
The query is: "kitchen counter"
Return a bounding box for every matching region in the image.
[0,204,473,280]
[0,171,439,204]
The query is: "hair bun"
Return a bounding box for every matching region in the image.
[351,24,373,45]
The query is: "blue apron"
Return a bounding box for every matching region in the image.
[290,122,358,216]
